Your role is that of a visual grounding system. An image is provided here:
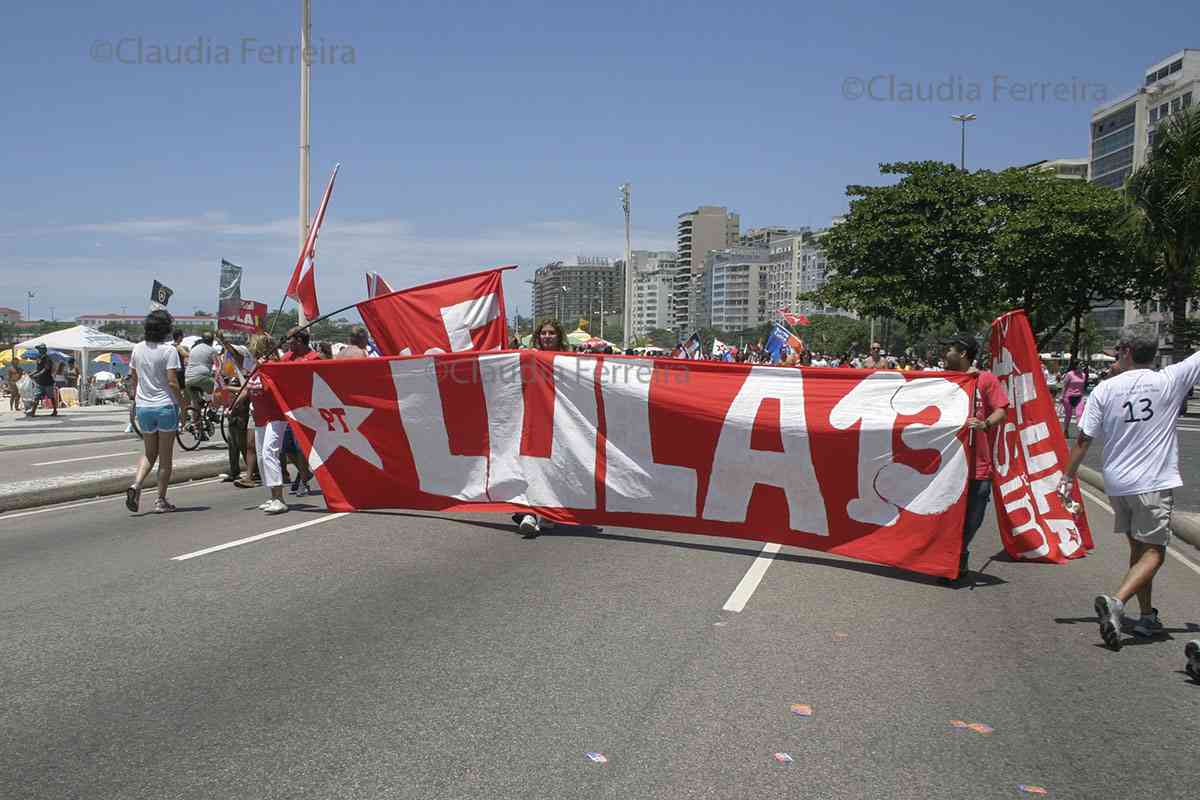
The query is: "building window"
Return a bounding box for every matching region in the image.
[1172,97,1183,113]
[1157,66,1169,80]
[1170,59,1182,74]
[1185,92,1194,109]
[1160,103,1169,117]
[1150,107,1159,123]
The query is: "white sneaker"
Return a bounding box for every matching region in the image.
[263,499,289,515]
[1094,594,1124,651]
[257,500,273,511]
[518,514,540,538]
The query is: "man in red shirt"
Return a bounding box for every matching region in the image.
[281,327,322,362]
[278,327,320,495]
[942,334,1010,585]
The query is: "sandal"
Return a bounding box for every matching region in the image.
[125,485,141,513]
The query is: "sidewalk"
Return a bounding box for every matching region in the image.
[0,405,135,451]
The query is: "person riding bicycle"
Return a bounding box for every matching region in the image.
[183,332,219,427]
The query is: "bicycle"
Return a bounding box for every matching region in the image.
[176,392,230,452]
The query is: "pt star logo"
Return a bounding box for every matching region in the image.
[286,374,384,472]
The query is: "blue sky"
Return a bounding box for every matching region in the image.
[0,0,1192,321]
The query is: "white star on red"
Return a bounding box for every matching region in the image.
[286,374,383,472]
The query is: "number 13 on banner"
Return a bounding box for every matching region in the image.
[830,373,971,526]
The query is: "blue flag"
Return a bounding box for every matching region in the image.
[764,323,791,363]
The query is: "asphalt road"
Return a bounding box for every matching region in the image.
[2,482,1199,800]
[0,437,224,480]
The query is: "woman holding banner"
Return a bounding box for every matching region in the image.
[247,334,289,515]
[512,319,568,537]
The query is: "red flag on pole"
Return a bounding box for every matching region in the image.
[356,266,515,356]
[286,163,340,320]
[365,271,394,298]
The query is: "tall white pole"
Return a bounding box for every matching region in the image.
[620,183,632,350]
[298,0,312,325]
[599,280,605,341]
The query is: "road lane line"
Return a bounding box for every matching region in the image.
[722,542,781,613]
[171,512,349,561]
[0,478,224,521]
[1079,486,1200,578]
[33,451,137,467]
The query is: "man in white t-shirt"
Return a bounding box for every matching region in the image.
[1062,328,1200,661]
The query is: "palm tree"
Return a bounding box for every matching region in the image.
[1125,107,1200,362]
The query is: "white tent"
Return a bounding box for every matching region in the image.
[19,326,136,405]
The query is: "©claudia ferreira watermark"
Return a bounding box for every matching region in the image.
[841,74,1109,104]
[89,36,357,65]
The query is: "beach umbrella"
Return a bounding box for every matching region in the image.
[0,348,33,365]
[94,352,129,365]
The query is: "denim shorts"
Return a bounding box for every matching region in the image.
[136,404,179,433]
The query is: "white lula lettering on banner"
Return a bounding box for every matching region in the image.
[599,359,697,516]
[831,373,970,525]
[701,368,828,535]
[390,357,488,501]
[478,353,600,509]
[397,292,501,357]
[990,345,1080,557]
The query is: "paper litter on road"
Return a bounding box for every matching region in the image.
[967,723,994,735]
[585,752,607,764]
[949,720,969,728]
[790,704,813,717]
[773,752,793,765]
[1017,785,1048,795]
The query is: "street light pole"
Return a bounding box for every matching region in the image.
[297,0,312,325]
[620,183,632,351]
[598,280,605,342]
[950,113,976,170]
[26,291,35,322]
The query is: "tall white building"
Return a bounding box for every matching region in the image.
[701,246,771,332]
[1090,49,1199,356]
[629,250,675,338]
[766,229,854,319]
[675,206,739,332]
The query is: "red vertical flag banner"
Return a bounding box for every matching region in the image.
[365,271,394,298]
[355,267,514,356]
[286,163,340,320]
[989,310,1094,562]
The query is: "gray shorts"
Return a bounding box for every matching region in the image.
[1111,490,1174,547]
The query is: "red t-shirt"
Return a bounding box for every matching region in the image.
[249,372,284,426]
[972,370,1010,480]
[280,349,321,362]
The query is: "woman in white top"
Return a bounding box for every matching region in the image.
[126,309,189,513]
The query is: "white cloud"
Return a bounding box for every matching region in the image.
[8,214,675,320]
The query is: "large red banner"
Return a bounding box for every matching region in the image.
[218,299,267,334]
[356,267,513,356]
[263,353,979,578]
[989,310,1093,562]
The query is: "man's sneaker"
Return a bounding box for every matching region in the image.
[289,475,302,494]
[125,485,141,513]
[263,499,289,515]
[518,514,540,538]
[219,473,236,483]
[257,500,274,511]
[1185,640,1200,681]
[1132,609,1164,638]
[294,481,311,497]
[153,498,176,514]
[1094,594,1124,651]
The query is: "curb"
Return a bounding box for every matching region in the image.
[0,433,135,453]
[1077,465,1200,552]
[0,458,227,513]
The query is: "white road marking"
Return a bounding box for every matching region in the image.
[722,542,781,613]
[1079,486,1200,578]
[171,512,349,561]
[33,451,137,467]
[0,478,224,521]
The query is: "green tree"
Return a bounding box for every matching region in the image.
[644,328,676,349]
[809,161,1141,348]
[1125,107,1200,361]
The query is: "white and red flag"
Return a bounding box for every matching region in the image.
[365,271,393,298]
[779,308,810,327]
[355,266,514,356]
[989,310,1093,562]
[285,163,341,320]
[263,353,979,578]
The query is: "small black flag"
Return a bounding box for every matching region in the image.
[150,280,174,309]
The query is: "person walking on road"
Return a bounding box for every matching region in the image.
[27,345,58,417]
[125,309,188,514]
[5,363,21,412]
[941,334,1010,585]
[247,334,289,515]
[1060,360,1087,435]
[1061,329,1200,661]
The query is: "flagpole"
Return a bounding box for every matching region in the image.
[298,0,312,326]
